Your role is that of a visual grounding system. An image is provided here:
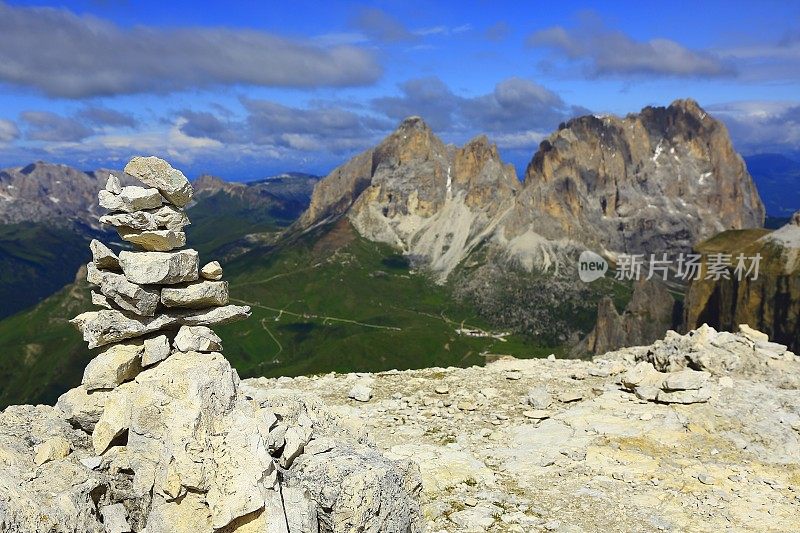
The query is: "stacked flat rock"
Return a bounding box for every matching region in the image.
[30,156,424,532]
[72,155,250,354]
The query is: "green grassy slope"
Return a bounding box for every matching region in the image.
[216,220,551,380]
[0,218,554,407]
[0,223,95,319]
[0,281,94,406]
[185,192,290,257]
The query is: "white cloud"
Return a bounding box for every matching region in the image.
[0,2,381,98]
[528,14,732,78]
[0,119,19,143]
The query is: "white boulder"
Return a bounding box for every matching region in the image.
[99,186,162,213]
[161,280,229,308]
[119,249,198,285]
[124,156,194,207]
[174,326,223,352]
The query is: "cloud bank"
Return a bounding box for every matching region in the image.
[528,15,732,78]
[0,2,381,98]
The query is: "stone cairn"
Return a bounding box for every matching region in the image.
[71,155,250,364]
[46,156,422,532]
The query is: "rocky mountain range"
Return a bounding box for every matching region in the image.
[0,162,120,226]
[0,162,319,227]
[0,99,795,413]
[300,99,764,282]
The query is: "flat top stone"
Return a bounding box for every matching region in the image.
[124,156,194,207]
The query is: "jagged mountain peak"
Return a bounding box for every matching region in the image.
[300,100,765,281]
[397,115,429,130]
[512,99,764,258]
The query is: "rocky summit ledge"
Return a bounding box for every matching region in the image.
[244,326,800,533]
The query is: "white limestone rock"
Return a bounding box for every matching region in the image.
[119,249,198,285]
[280,413,314,468]
[105,174,122,194]
[200,261,223,281]
[621,361,662,389]
[90,239,119,269]
[91,291,112,309]
[161,280,229,308]
[55,385,109,432]
[348,381,373,403]
[34,436,71,466]
[118,227,187,252]
[142,334,171,367]
[656,387,713,404]
[206,409,277,529]
[99,503,131,533]
[0,405,107,532]
[739,323,769,342]
[176,304,251,327]
[100,205,190,232]
[174,326,223,352]
[98,186,162,213]
[526,386,553,409]
[82,342,143,391]
[662,369,710,391]
[70,310,174,349]
[70,305,250,348]
[92,381,135,454]
[86,261,103,285]
[125,156,194,207]
[97,270,160,316]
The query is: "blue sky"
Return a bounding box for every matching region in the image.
[0,0,799,180]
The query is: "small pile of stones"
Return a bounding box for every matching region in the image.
[71,156,250,391]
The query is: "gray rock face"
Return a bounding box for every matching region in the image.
[119,249,199,285]
[100,205,190,231]
[298,100,764,281]
[94,269,160,316]
[579,278,676,355]
[124,156,194,207]
[0,163,125,225]
[161,280,229,308]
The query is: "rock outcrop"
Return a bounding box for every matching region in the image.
[684,213,800,351]
[246,325,800,532]
[504,99,765,258]
[579,278,677,355]
[301,117,521,279]
[0,157,422,533]
[298,100,765,280]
